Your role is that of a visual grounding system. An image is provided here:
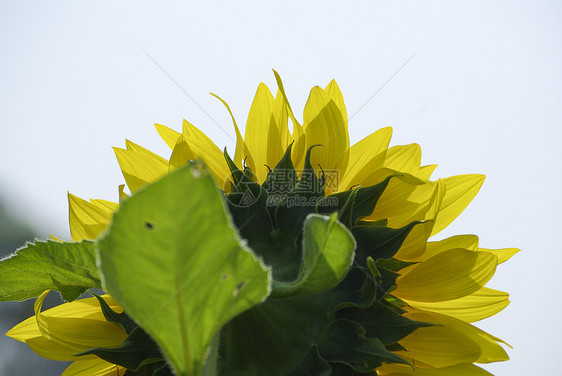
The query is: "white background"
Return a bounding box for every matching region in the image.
[1,1,560,375]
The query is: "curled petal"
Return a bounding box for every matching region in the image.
[34,291,126,354]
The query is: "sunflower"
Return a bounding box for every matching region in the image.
[7,71,516,375]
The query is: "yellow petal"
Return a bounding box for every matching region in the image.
[342,127,393,189]
[181,119,232,185]
[303,88,349,174]
[113,147,169,193]
[431,174,485,236]
[378,363,493,376]
[272,70,306,170]
[7,292,125,362]
[417,164,438,181]
[394,249,498,302]
[404,310,509,363]
[68,193,116,241]
[50,234,63,241]
[125,140,169,166]
[168,133,195,169]
[410,235,480,262]
[324,80,350,177]
[339,150,387,191]
[384,144,421,176]
[404,287,510,323]
[394,221,432,261]
[393,181,444,260]
[368,175,436,229]
[63,358,125,376]
[8,316,96,361]
[290,118,307,172]
[272,89,291,154]
[154,123,181,149]
[395,325,481,368]
[25,336,83,361]
[6,315,42,342]
[34,291,127,354]
[118,184,128,203]
[210,93,256,171]
[325,80,348,131]
[90,199,119,213]
[244,83,277,182]
[478,247,520,264]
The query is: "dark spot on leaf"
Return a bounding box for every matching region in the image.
[145,221,154,230]
[221,274,228,281]
[233,281,247,296]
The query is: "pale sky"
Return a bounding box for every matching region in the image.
[1,1,561,375]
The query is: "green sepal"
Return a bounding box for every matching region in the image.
[90,292,137,335]
[223,149,273,241]
[329,363,377,376]
[217,293,333,375]
[336,301,433,345]
[336,187,359,229]
[383,294,410,312]
[367,257,381,279]
[329,267,377,312]
[271,213,356,298]
[77,326,164,371]
[318,176,393,226]
[375,258,417,273]
[352,221,421,266]
[223,148,249,186]
[0,240,101,302]
[317,320,410,372]
[375,267,400,300]
[263,143,297,198]
[366,257,402,300]
[262,143,298,228]
[275,145,325,242]
[286,346,331,376]
[293,144,325,197]
[385,343,406,352]
[124,361,173,376]
[356,219,388,227]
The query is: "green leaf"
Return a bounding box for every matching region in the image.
[272,213,356,297]
[97,164,271,376]
[0,240,101,302]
